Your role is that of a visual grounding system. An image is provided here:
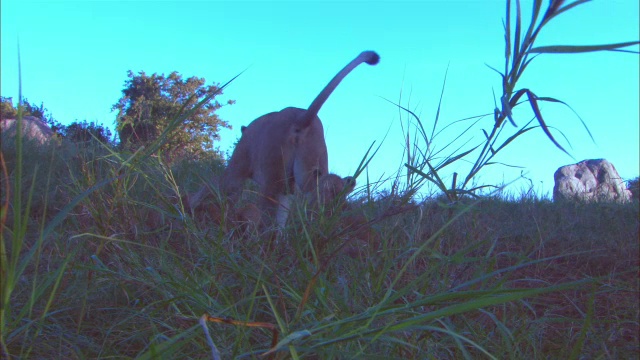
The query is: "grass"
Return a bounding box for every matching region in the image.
[1,134,638,359]
[395,0,639,201]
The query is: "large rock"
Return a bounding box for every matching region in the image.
[553,159,632,203]
[1,116,55,144]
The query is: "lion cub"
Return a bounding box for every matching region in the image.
[184,173,355,228]
[310,174,356,207]
[221,51,379,226]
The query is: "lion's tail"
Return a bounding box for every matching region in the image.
[299,51,379,128]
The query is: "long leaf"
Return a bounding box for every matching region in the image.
[504,0,511,69]
[436,145,480,172]
[405,163,445,193]
[493,125,536,154]
[381,97,428,143]
[352,141,382,180]
[512,0,522,73]
[522,0,543,54]
[530,41,640,54]
[536,96,594,143]
[484,63,504,78]
[432,64,450,143]
[547,0,593,25]
[516,53,541,81]
[525,90,571,157]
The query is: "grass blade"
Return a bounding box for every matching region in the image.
[531,41,640,53]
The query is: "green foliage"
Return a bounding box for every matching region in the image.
[1,97,114,146]
[396,0,640,201]
[0,97,17,119]
[112,70,233,161]
[19,98,48,120]
[1,96,65,133]
[62,120,113,145]
[627,177,639,200]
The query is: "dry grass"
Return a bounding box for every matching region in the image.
[1,137,638,359]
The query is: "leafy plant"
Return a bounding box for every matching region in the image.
[0,96,17,119]
[112,70,234,161]
[399,0,640,201]
[62,120,114,145]
[627,176,639,200]
[0,96,65,133]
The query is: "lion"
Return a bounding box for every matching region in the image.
[221,50,379,225]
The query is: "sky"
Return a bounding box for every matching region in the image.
[1,0,639,198]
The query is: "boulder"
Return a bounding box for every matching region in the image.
[1,116,54,144]
[553,159,632,203]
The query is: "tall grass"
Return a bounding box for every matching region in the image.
[1,1,639,359]
[3,137,637,358]
[396,0,639,201]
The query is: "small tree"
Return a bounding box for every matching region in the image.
[112,70,233,160]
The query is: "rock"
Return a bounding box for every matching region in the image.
[553,159,632,203]
[1,116,54,144]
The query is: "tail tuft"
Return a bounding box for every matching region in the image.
[361,51,380,66]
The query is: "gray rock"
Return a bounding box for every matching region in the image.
[553,159,632,203]
[1,116,54,144]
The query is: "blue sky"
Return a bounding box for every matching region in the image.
[2,1,638,198]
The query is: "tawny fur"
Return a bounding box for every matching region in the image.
[185,173,356,228]
[221,51,379,223]
[181,186,262,229]
[309,174,356,207]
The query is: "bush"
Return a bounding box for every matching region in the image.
[627,177,639,200]
[62,120,114,145]
[0,96,65,133]
[1,96,17,119]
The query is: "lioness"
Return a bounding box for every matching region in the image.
[221,51,379,225]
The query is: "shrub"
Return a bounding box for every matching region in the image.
[627,177,639,200]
